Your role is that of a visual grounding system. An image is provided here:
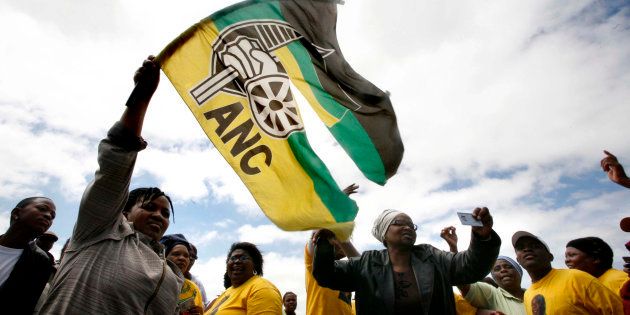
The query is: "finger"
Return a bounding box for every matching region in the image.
[133,68,144,83]
[472,207,486,220]
[478,207,490,221]
[604,150,615,158]
[601,160,610,171]
[472,207,481,218]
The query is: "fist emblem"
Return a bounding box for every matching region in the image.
[221,38,278,80]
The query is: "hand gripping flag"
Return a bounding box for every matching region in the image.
[158,0,403,239]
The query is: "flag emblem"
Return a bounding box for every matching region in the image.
[159,0,403,239]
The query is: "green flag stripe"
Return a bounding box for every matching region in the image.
[286,41,387,184]
[287,132,357,222]
[211,0,358,222]
[211,0,283,30]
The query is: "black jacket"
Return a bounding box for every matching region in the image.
[0,241,54,315]
[313,231,501,315]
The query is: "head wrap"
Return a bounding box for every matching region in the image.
[493,256,523,280]
[566,237,613,269]
[160,233,191,256]
[372,209,404,244]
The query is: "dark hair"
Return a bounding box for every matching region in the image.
[123,187,174,221]
[283,291,297,301]
[11,196,52,225]
[189,244,198,260]
[223,271,231,289]
[227,242,263,276]
[566,236,613,270]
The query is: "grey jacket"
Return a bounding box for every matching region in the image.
[313,231,501,315]
[38,122,183,314]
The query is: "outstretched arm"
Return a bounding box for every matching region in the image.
[308,183,361,257]
[601,150,630,189]
[73,56,160,244]
[449,207,501,285]
[312,229,358,292]
[121,55,160,136]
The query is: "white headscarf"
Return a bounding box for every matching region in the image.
[371,209,403,244]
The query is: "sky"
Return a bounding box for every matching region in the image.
[1,0,629,313]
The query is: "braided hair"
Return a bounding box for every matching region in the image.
[123,187,174,221]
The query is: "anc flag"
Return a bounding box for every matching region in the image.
[158,0,403,239]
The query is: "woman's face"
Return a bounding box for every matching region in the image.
[565,246,597,275]
[384,213,417,248]
[166,244,190,273]
[227,248,255,287]
[126,196,170,241]
[14,198,56,234]
[491,259,521,289]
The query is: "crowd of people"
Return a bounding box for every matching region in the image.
[1,57,629,315]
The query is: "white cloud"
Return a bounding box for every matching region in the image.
[187,230,220,247]
[214,219,235,228]
[1,1,629,313]
[238,224,310,245]
[0,212,9,233]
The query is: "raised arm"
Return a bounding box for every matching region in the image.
[308,183,361,258]
[440,226,473,295]
[601,150,630,189]
[448,207,501,285]
[72,56,160,244]
[440,226,459,253]
[312,229,359,292]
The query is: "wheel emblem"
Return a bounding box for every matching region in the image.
[246,74,304,138]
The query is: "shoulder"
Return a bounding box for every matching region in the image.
[358,249,389,264]
[183,278,201,291]
[251,276,280,291]
[564,268,596,281]
[600,268,627,280]
[26,242,53,266]
[359,249,386,259]
[247,277,281,300]
[412,243,449,261]
[467,281,498,299]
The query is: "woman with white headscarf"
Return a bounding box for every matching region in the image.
[312,207,501,315]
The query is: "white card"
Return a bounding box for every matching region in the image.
[457,212,483,227]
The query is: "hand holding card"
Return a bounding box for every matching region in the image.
[457,212,483,227]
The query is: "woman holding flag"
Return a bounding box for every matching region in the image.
[38,56,184,314]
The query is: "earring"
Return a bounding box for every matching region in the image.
[253,270,258,275]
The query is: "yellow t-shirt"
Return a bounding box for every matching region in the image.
[524,269,623,315]
[304,244,353,315]
[454,293,477,315]
[179,279,204,312]
[205,275,281,315]
[598,268,628,296]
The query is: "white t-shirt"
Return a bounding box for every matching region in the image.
[0,244,24,286]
